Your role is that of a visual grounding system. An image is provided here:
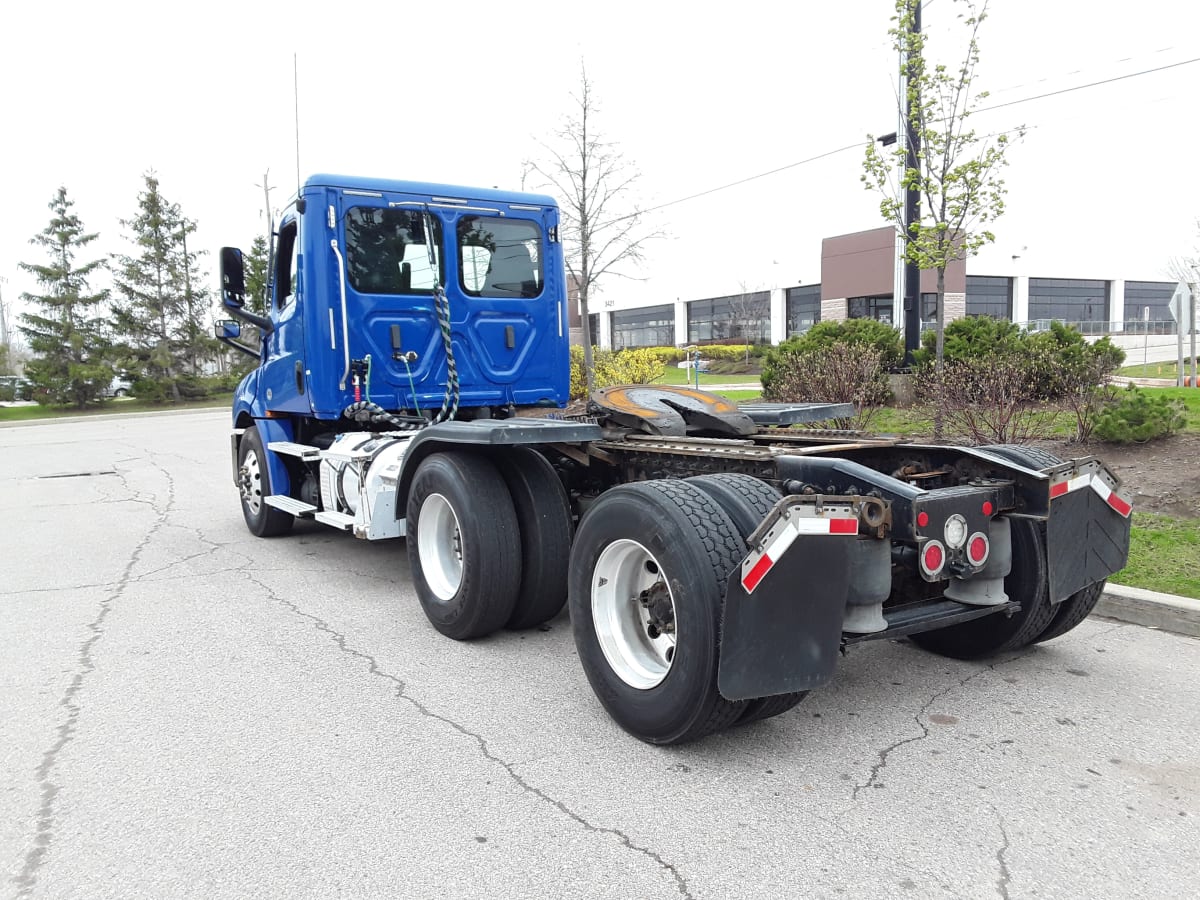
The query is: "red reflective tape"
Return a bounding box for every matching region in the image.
[1049,481,1069,499]
[742,554,774,593]
[829,518,859,534]
[1105,491,1132,517]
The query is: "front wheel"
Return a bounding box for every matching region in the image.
[406,451,521,640]
[237,425,294,538]
[569,480,747,745]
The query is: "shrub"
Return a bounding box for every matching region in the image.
[695,344,755,362]
[641,346,686,365]
[915,355,1057,444]
[569,346,666,399]
[760,342,890,430]
[763,321,902,400]
[789,319,904,367]
[1093,386,1185,443]
[912,316,1022,367]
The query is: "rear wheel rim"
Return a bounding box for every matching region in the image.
[418,493,463,601]
[592,539,677,690]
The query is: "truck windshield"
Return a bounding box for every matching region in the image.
[457,216,542,299]
[344,207,443,294]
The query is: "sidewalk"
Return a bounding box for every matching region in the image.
[1097,583,1200,639]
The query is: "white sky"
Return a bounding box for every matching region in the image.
[1,0,1198,323]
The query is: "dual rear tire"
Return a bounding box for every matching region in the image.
[405,448,572,640]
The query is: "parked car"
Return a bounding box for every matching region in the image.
[104,376,133,398]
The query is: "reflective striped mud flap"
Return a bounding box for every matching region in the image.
[1045,463,1132,604]
[718,499,870,701]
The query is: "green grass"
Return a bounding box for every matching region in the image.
[653,367,762,386]
[1118,360,1200,378]
[0,396,231,423]
[717,390,763,403]
[1114,513,1200,600]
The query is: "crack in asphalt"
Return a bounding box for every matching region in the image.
[990,804,1013,900]
[851,653,1031,801]
[249,573,693,900]
[12,463,176,899]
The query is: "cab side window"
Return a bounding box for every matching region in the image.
[275,220,299,309]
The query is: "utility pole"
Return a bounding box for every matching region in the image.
[901,0,923,363]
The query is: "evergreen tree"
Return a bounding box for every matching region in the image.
[111,172,211,398]
[244,234,270,317]
[17,186,111,408]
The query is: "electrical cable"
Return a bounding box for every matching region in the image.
[613,52,1199,222]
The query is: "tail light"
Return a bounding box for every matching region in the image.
[967,532,990,566]
[920,539,946,577]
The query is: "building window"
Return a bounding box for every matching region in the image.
[612,304,674,349]
[966,275,1013,319]
[847,295,894,324]
[1028,278,1109,330]
[786,285,821,336]
[687,291,770,344]
[1124,281,1175,332]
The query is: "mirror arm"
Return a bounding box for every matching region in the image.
[217,333,261,359]
[226,304,274,334]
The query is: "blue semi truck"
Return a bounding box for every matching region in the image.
[218,173,1132,744]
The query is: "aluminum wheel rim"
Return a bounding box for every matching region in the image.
[417,493,463,601]
[240,448,263,515]
[592,539,676,690]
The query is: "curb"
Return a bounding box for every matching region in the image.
[1097,583,1200,639]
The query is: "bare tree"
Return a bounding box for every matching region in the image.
[524,62,661,392]
[728,283,770,360]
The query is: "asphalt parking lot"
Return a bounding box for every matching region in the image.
[2,410,1197,899]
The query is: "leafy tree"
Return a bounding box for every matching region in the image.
[111,173,211,399]
[524,62,661,393]
[17,187,111,408]
[863,0,1019,434]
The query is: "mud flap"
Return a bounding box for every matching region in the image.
[1046,483,1132,604]
[717,515,859,701]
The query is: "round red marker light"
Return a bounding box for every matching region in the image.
[923,542,943,573]
[916,511,930,528]
[968,534,989,565]
[982,501,993,516]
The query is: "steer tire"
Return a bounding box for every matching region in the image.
[237,425,294,538]
[406,451,521,640]
[569,479,747,745]
[686,474,808,725]
[496,448,574,630]
[908,516,1057,660]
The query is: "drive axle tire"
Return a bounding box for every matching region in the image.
[496,448,574,630]
[406,451,521,640]
[237,425,294,538]
[687,474,808,725]
[979,445,1107,645]
[1034,580,1106,644]
[569,480,747,745]
[908,516,1057,660]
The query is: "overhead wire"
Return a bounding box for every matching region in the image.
[619,51,1198,221]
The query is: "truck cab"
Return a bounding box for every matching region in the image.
[224,174,569,424]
